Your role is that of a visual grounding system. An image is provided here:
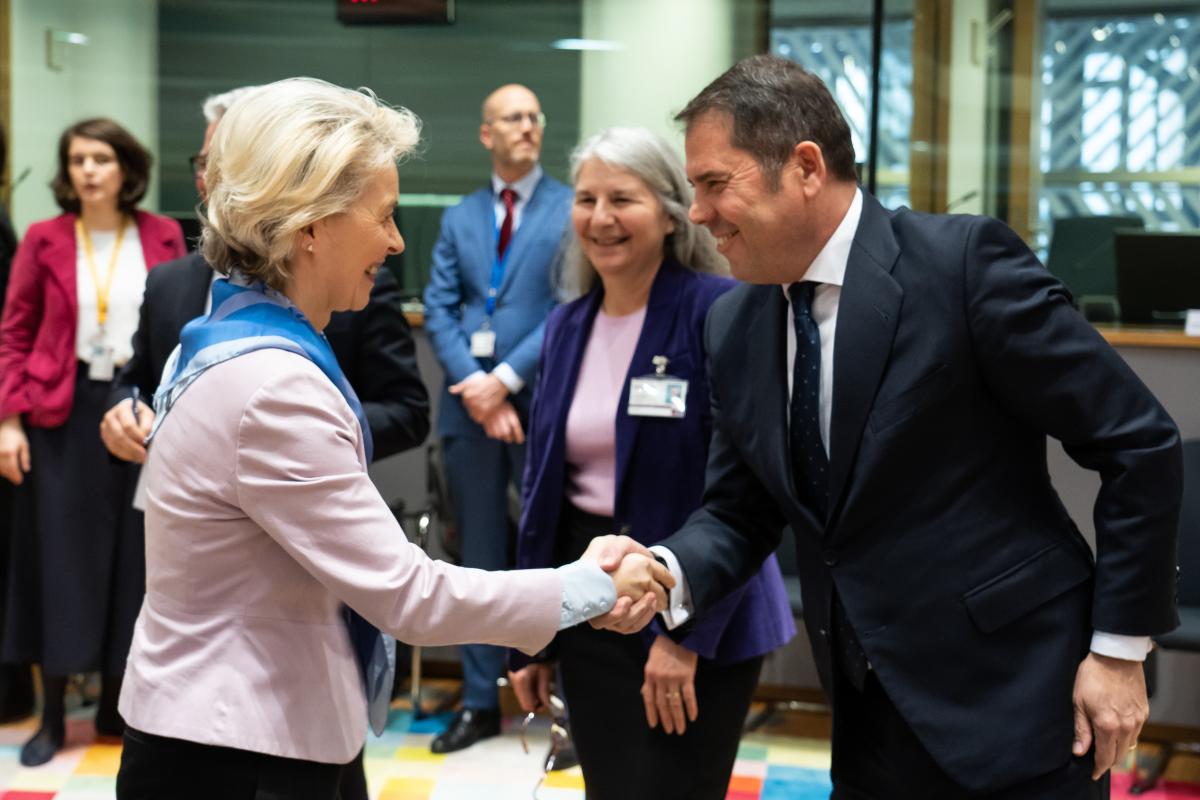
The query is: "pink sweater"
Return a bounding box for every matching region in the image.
[564,305,647,516]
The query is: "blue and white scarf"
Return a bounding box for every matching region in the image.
[151,274,395,737]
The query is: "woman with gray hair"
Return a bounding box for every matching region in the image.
[510,127,794,799]
[113,80,671,799]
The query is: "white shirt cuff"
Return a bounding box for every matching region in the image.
[555,560,617,630]
[492,362,525,394]
[648,545,693,630]
[1090,631,1153,662]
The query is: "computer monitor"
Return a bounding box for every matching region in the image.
[1113,230,1200,326]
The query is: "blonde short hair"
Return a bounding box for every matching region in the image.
[200,77,421,288]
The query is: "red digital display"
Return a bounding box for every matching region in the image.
[336,0,454,25]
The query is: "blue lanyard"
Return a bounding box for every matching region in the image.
[487,217,513,318]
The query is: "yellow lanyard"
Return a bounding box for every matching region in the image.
[76,217,127,328]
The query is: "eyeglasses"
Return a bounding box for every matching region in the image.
[188,153,207,176]
[487,111,546,129]
[518,692,569,799]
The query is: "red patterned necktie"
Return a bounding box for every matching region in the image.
[498,187,517,258]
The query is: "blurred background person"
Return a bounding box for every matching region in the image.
[509,127,794,800]
[99,85,429,800]
[0,121,34,724]
[0,118,184,766]
[113,78,669,800]
[422,83,572,754]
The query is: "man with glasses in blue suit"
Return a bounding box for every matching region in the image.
[423,83,571,754]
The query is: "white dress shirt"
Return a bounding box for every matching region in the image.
[75,226,147,366]
[655,188,1149,662]
[463,164,546,395]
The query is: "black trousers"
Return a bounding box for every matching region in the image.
[552,503,763,800]
[117,727,347,800]
[558,623,763,800]
[830,668,1110,800]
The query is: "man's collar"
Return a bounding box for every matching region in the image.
[491,164,543,199]
[780,187,863,295]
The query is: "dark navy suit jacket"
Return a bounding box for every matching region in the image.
[518,261,794,664]
[659,192,1182,792]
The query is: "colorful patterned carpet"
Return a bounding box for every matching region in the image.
[0,704,1195,798]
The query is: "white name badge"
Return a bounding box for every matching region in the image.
[470,329,496,358]
[628,376,688,419]
[468,331,496,357]
[88,345,115,382]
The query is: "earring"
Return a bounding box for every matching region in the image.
[306,244,314,253]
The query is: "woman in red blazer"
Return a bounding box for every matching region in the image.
[0,118,184,766]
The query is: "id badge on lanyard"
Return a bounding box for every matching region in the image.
[628,356,688,419]
[471,226,510,360]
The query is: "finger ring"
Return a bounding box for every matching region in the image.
[1129,743,1139,752]
[664,690,680,699]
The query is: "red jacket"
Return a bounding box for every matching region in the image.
[0,210,185,427]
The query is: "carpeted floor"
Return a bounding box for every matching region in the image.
[0,703,1194,798]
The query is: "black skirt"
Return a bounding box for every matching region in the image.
[2,362,145,675]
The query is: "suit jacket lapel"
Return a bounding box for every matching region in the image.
[497,176,549,297]
[612,263,686,507]
[182,253,213,321]
[43,215,78,316]
[826,194,903,527]
[743,284,825,532]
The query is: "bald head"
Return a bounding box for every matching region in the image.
[480,84,544,183]
[482,84,537,122]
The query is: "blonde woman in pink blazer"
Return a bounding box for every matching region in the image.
[114,78,671,800]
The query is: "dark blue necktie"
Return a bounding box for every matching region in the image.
[788,281,828,518]
[788,281,869,691]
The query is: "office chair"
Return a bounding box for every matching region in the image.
[1130,439,1200,793]
[1045,215,1144,322]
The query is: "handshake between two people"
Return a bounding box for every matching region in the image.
[579,534,675,634]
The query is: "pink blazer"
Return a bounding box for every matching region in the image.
[0,210,185,427]
[118,349,562,764]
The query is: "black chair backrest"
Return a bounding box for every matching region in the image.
[1046,215,1144,313]
[1179,440,1200,608]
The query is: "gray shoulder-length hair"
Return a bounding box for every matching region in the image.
[560,127,727,299]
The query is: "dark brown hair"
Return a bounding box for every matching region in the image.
[51,118,152,214]
[675,55,857,188]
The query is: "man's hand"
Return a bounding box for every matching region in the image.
[450,373,509,424]
[1072,652,1149,780]
[508,663,553,714]
[481,402,525,444]
[642,635,699,734]
[580,535,667,633]
[0,415,30,486]
[100,399,155,463]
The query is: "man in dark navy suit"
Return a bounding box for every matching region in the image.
[600,56,1182,799]
[99,88,428,800]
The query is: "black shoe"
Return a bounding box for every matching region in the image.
[429,708,501,754]
[19,725,64,767]
[547,742,578,772]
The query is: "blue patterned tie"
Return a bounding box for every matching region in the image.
[788,281,828,516]
[788,282,868,690]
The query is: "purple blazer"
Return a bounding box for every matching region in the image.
[518,260,794,664]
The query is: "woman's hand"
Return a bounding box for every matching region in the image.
[508,663,553,713]
[610,553,673,613]
[641,635,699,735]
[0,415,30,485]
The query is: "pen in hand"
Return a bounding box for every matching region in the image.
[130,385,141,426]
